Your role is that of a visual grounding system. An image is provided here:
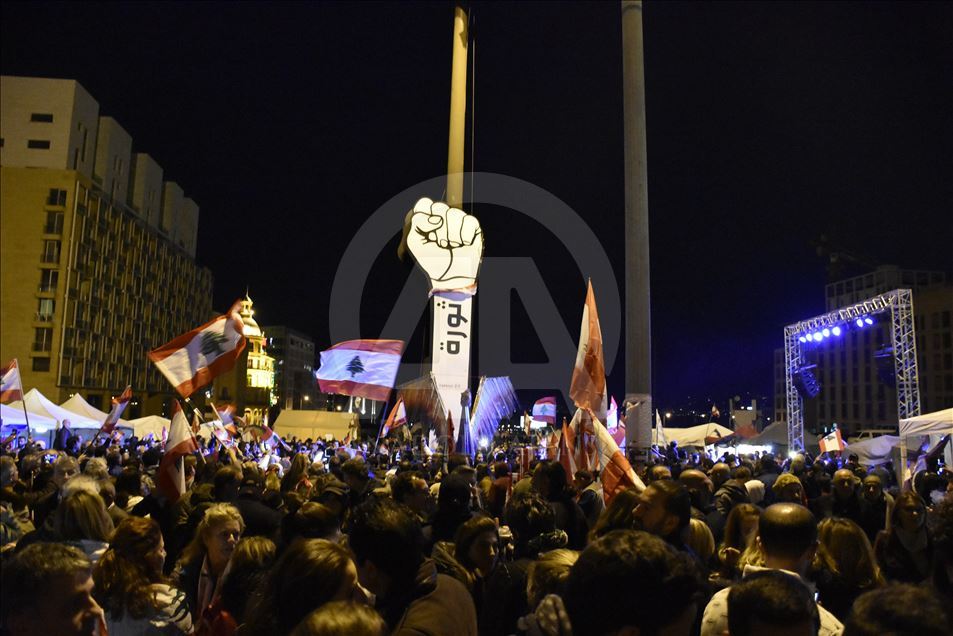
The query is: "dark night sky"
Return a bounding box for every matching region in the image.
[3,1,951,414]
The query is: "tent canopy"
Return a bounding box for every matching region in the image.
[274,410,358,441]
[655,423,735,448]
[1,403,57,432]
[841,434,900,467]
[748,421,790,446]
[126,415,171,439]
[899,408,953,437]
[60,393,131,425]
[9,388,100,429]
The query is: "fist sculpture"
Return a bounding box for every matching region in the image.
[403,197,484,296]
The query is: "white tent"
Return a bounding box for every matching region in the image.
[842,434,901,467]
[60,393,131,425]
[126,415,171,439]
[899,408,953,437]
[274,410,359,441]
[653,422,735,448]
[0,403,57,432]
[9,388,100,428]
[747,421,790,447]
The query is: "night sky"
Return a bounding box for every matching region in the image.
[3,1,951,415]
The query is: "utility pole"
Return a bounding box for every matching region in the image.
[621,1,652,455]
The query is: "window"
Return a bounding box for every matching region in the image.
[33,327,53,352]
[32,358,51,372]
[39,269,58,292]
[27,139,51,149]
[44,210,64,234]
[30,113,54,122]
[36,298,55,321]
[41,240,61,263]
[47,189,67,206]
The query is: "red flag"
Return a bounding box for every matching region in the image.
[819,429,846,453]
[316,340,404,402]
[100,386,132,434]
[382,398,407,437]
[569,281,607,420]
[157,407,199,503]
[1,359,24,403]
[148,301,247,398]
[446,411,456,454]
[531,397,557,424]
[573,408,646,503]
[557,418,576,482]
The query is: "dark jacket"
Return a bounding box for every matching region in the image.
[233,492,283,540]
[382,558,478,636]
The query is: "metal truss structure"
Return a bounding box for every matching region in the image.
[783,289,920,451]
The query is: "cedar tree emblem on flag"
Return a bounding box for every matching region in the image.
[347,356,365,378]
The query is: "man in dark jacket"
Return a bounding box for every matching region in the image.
[348,497,477,636]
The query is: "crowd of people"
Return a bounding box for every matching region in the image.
[1,430,952,636]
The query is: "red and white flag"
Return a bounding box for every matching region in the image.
[317,340,404,402]
[100,386,132,434]
[148,301,246,398]
[382,397,407,437]
[819,429,846,453]
[569,281,607,420]
[571,408,645,503]
[556,418,577,481]
[1,359,23,403]
[156,406,199,503]
[532,397,557,424]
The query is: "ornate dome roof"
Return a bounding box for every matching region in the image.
[239,294,263,338]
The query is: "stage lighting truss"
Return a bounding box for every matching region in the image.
[782,289,920,452]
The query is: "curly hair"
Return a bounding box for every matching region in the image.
[94,517,166,620]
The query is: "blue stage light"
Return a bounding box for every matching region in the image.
[864,317,873,325]
[822,328,831,337]
[832,326,842,336]
[798,336,807,343]
[812,332,823,342]
[856,318,865,327]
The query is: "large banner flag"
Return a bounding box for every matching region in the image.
[819,429,846,453]
[572,408,646,503]
[570,281,607,420]
[100,385,132,434]
[156,405,199,503]
[532,396,557,424]
[471,376,520,443]
[382,398,407,437]
[148,300,246,398]
[317,340,404,402]
[1,359,23,403]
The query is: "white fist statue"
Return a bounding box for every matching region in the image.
[403,197,483,296]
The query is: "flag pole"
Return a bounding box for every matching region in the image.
[374,397,390,454]
[12,360,33,442]
[182,397,210,467]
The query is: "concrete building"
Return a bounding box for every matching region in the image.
[264,325,317,410]
[0,76,213,415]
[212,295,275,424]
[774,266,952,435]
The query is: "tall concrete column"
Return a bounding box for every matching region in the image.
[621,1,652,451]
[447,4,468,207]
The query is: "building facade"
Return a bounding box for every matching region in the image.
[0,76,213,416]
[264,325,316,410]
[212,295,275,424]
[774,266,952,435]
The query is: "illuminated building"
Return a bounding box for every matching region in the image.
[212,295,275,424]
[0,76,213,415]
[264,325,316,410]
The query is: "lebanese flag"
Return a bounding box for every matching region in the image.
[819,429,846,453]
[156,406,199,503]
[446,410,456,454]
[317,340,404,402]
[1,359,23,403]
[148,301,246,398]
[100,385,132,434]
[532,397,557,424]
[573,408,645,503]
[382,398,407,437]
[569,281,607,420]
[556,417,577,481]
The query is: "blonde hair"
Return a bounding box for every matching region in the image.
[686,518,715,563]
[814,517,885,589]
[55,490,114,542]
[178,503,244,565]
[526,549,579,609]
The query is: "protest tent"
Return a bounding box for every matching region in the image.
[1,403,57,432]
[60,394,109,422]
[747,421,790,448]
[653,422,734,448]
[10,388,100,429]
[899,408,953,437]
[273,410,358,441]
[842,434,901,467]
[126,415,171,439]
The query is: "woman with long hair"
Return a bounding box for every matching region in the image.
[588,488,640,542]
[874,491,934,583]
[55,489,115,564]
[811,517,884,621]
[173,503,244,622]
[243,538,359,636]
[281,453,312,495]
[94,516,193,635]
[201,536,277,635]
[716,503,761,580]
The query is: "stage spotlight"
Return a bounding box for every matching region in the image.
[864,317,873,325]
[822,328,830,337]
[812,332,823,342]
[831,326,842,336]
[856,318,865,327]
[798,336,807,343]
